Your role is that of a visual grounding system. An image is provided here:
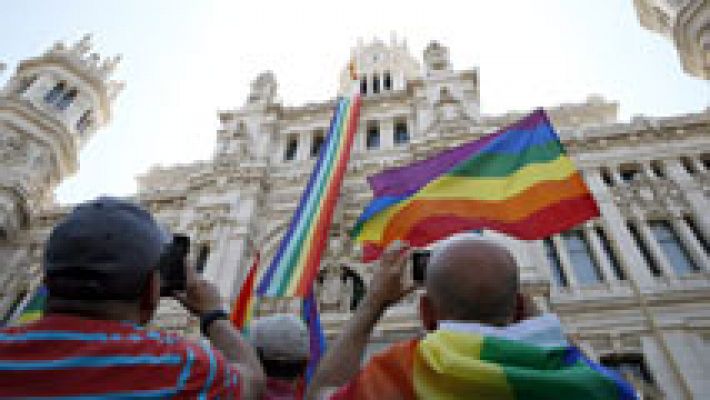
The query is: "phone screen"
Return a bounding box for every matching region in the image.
[411,250,430,284]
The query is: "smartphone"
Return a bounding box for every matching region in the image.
[411,250,430,285]
[159,234,190,296]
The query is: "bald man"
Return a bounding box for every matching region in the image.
[307,235,636,400]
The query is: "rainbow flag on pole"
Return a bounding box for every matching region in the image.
[352,109,599,261]
[230,252,260,332]
[258,94,361,297]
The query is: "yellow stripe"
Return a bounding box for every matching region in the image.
[414,331,514,399]
[357,156,576,243]
[418,156,576,201]
[17,311,42,324]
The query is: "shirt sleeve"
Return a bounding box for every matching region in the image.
[178,340,242,399]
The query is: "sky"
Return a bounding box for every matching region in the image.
[1,0,708,205]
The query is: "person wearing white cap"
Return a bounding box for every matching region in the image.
[250,314,310,399]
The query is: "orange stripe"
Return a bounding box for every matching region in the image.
[381,173,588,244]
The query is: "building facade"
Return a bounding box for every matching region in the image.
[1,36,709,398]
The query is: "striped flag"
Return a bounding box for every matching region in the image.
[257,93,361,297]
[12,286,47,325]
[302,291,326,383]
[352,109,600,261]
[230,252,260,333]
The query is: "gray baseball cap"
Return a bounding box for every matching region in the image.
[43,196,169,300]
[250,314,310,361]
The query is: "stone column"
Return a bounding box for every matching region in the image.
[585,168,654,286]
[297,131,311,161]
[640,335,685,400]
[670,215,710,272]
[551,234,579,292]
[664,158,710,241]
[633,218,678,282]
[582,224,619,287]
[380,118,394,149]
[656,331,710,399]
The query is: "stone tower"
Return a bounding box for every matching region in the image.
[0,34,123,240]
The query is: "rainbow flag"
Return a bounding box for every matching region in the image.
[13,286,47,325]
[302,291,326,383]
[258,94,361,297]
[333,331,636,399]
[352,109,599,261]
[230,252,260,332]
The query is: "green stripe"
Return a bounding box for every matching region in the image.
[479,337,618,400]
[448,140,564,178]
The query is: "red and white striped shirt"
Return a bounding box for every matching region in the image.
[0,314,241,398]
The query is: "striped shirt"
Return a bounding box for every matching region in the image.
[0,314,241,399]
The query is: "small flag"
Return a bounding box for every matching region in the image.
[14,286,47,325]
[230,252,260,333]
[352,109,600,261]
[302,291,326,384]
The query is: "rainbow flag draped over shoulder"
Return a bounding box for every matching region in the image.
[258,94,361,297]
[332,331,636,400]
[352,109,599,261]
[230,252,260,333]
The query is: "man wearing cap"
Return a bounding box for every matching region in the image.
[250,314,310,399]
[0,197,265,398]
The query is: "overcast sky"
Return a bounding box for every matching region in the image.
[1,0,708,205]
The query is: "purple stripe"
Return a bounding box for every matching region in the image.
[257,98,344,295]
[368,109,547,197]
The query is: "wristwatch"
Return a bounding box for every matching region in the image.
[199,309,229,336]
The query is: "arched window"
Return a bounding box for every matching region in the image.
[44,81,66,104]
[394,118,409,144]
[562,230,603,285]
[56,89,78,110]
[360,77,368,95]
[15,75,38,94]
[76,110,93,133]
[372,74,380,94]
[366,121,380,150]
[383,71,392,91]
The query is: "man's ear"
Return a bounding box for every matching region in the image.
[138,270,160,325]
[419,295,438,332]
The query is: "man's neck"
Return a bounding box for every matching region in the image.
[46,299,142,324]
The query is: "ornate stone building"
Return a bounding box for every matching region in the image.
[1,36,709,398]
[633,0,709,80]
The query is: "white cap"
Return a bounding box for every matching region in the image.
[250,314,309,361]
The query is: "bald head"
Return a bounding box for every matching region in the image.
[424,235,519,326]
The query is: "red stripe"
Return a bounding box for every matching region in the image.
[295,95,361,296]
[362,194,599,261]
[230,252,260,329]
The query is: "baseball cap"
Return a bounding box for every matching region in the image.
[250,314,310,361]
[43,196,169,300]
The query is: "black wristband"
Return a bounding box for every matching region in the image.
[199,309,228,336]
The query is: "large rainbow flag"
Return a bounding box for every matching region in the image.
[331,330,636,399]
[230,252,260,333]
[352,109,599,261]
[258,94,361,297]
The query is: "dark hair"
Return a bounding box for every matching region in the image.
[257,349,307,380]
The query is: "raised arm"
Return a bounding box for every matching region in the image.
[307,241,413,399]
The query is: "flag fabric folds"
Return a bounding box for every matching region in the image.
[351,109,600,261]
[12,286,47,325]
[302,291,326,384]
[258,94,362,297]
[330,330,636,400]
[230,252,260,333]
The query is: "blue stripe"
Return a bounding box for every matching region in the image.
[23,387,178,399]
[477,122,557,155]
[176,347,194,392]
[0,354,182,370]
[257,97,344,296]
[198,341,217,399]
[0,331,112,342]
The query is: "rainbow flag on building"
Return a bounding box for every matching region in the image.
[258,94,362,297]
[352,109,599,261]
[333,330,636,399]
[230,252,260,333]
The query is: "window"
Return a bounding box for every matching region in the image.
[562,231,603,285]
[394,119,409,144]
[595,227,626,280]
[44,81,66,104]
[76,110,93,133]
[372,74,380,94]
[360,77,368,95]
[683,215,708,254]
[15,75,38,94]
[366,122,380,150]
[56,89,78,110]
[311,131,325,158]
[600,167,614,187]
[680,156,696,174]
[627,222,662,277]
[649,160,664,178]
[618,164,640,182]
[700,154,709,171]
[284,136,298,161]
[649,221,699,275]
[383,71,392,91]
[543,238,567,287]
[196,244,210,273]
